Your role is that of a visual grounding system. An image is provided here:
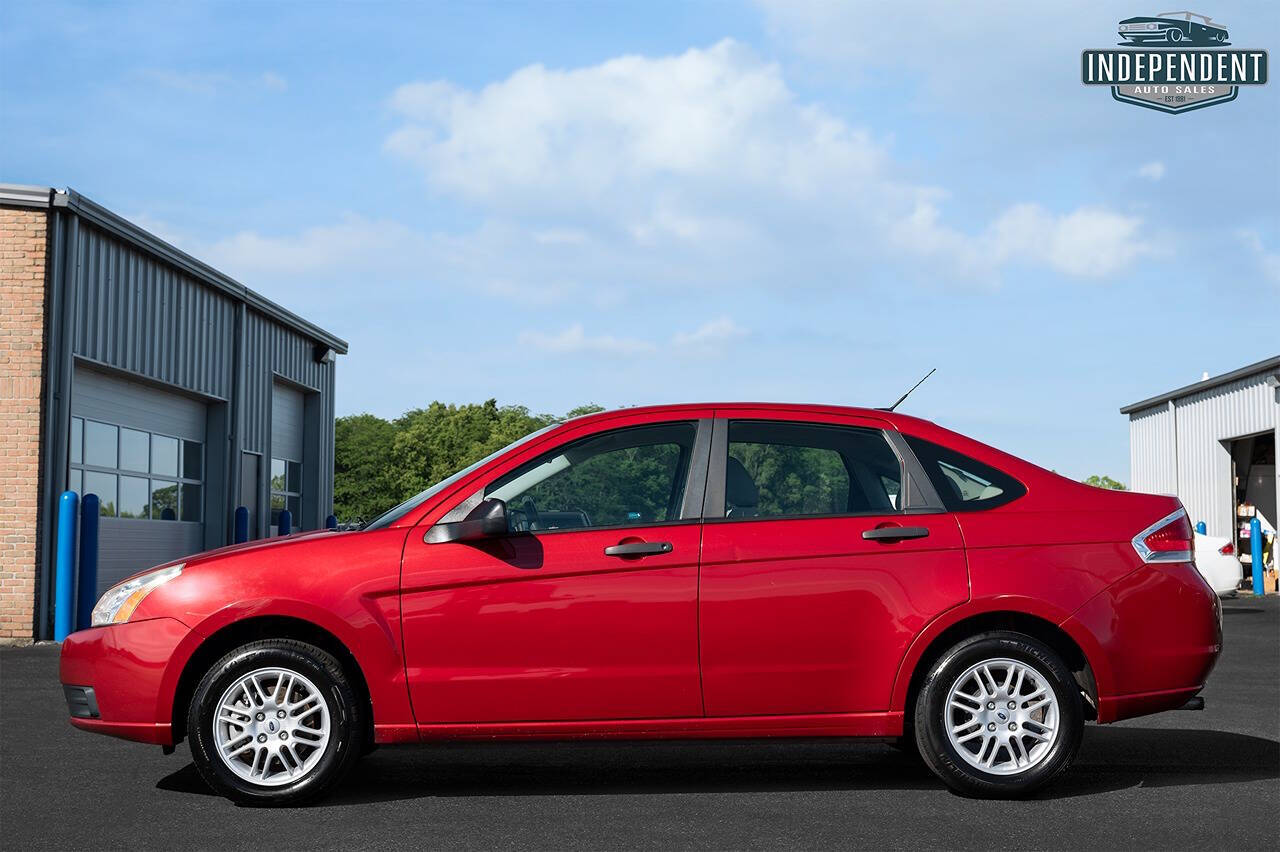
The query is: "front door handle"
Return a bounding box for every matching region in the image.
[862,526,931,542]
[604,541,673,557]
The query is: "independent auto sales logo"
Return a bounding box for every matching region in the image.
[1082,11,1268,113]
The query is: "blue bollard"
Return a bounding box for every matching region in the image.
[325,514,337,530]
[1251,517,1264,595]
[278,509,292,536]
[76,494,100,631]
[54,491,79,642]
[234,506,249,543]
[1195,521,1206,535]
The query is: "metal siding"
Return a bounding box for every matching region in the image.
[1173,375,1279,538]
[1128,405,1175,495]
[1129,370,1280,540]
[241,310,338,527]
[32,201,342,639]
[71,223,235,400]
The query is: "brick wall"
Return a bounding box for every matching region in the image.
[0,206,48,643]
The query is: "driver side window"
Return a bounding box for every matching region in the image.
[485,422,698,532]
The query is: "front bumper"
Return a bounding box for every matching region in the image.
[59,617,192,745]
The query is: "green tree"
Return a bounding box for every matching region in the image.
[333,401,613,523]
[1083,474,1126,490]
[333,413,397,522]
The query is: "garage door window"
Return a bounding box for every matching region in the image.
[69,416,203,521]
[271,457,302,531]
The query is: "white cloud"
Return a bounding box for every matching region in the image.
[260,71,288,92]
[386,41,889,208]
[199,217,420,276]
[755,1,1108,96]
[135,68,289,96]
[532,228,588,245]
[992,204,1151,279]
[1238,230,1280,285]
[672,317,749,349]
[517,324,656,356]
[519,317,749,358]
[384,40,1149,284]
[891,201,1152,280]
[147,214,632,309]
[1137,161,1166,181]
[136,69,228,95]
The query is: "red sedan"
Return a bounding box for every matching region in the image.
[60,403,1221,804]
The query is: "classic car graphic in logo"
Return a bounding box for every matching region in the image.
[1082,10,1266,113]
[1118,11,1229,45]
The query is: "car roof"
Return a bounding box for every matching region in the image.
[562,401,934,430]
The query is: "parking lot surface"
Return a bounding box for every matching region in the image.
[3,596,1277,851]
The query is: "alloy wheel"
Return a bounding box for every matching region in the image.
[944,657,1060,776]
[212,667,331,787]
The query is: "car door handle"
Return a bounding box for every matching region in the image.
[603,541,673,557]
[862,526,931,542]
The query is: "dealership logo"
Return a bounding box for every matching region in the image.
[1082,11,1267,113]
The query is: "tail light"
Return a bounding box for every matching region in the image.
[1132,508,1193,563]
[1218,542,1234,556]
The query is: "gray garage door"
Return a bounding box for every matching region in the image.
[69,366,207,594]
[270,382,304,534]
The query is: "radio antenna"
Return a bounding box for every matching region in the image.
[883,368,936,412]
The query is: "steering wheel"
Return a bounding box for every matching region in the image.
[519,497,541,530]
[507,507,529,532]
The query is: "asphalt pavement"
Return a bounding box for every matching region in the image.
[3,596,1277,851]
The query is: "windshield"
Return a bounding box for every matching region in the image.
[361,423,560,530]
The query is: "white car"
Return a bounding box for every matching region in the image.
[1194,531,1243,596]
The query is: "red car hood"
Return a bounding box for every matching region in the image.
[182,528,344,566]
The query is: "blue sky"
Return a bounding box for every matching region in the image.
[3,0,1277,481]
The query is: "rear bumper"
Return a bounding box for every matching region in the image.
[1097,685,1206,723]
[59,617,191,745]
[1065,562,1221,724]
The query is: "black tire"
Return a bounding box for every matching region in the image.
[913,631,1083,798]
[187,639,363,806]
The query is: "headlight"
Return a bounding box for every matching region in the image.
[90,563,184,627]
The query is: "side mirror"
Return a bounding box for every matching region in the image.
[424,497,508,544]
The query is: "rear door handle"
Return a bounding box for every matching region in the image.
[862,526,931,542]
[604,541,673,557]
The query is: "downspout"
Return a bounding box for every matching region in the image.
[37,196,79,639]
[227,301,246,544]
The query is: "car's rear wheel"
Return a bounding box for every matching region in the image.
[187,639,363,805]
[913,631,1083,798]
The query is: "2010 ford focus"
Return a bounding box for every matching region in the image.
[60,403,1221,804]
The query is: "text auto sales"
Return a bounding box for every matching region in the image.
[1082,49,1268,93]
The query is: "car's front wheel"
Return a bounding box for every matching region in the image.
[187,639,363,805]
[913,631,1083,798]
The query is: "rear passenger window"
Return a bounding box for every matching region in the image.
[904,436,1026,511]
[725,421,902,519]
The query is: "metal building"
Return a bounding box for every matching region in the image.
[0,184,347,641]
[1122,356,1280,578]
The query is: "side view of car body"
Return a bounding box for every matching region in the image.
[1193,531,1243,595]
[1118,12,1229,44]
[60,403,1222,804]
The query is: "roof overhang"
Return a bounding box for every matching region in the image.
[1120,355,1280,414]
[0,182,348,354]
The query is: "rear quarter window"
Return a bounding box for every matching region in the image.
[904,435,1026,512]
